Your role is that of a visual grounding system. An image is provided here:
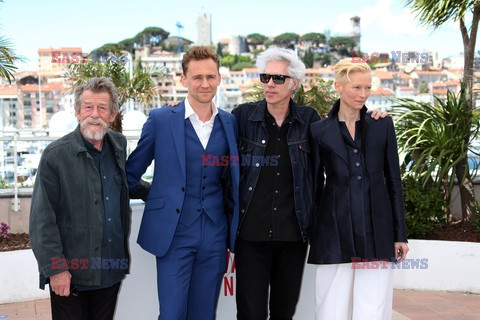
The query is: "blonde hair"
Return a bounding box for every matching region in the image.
[334,58,371,85]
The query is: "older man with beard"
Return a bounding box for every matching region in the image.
[30,77,142,320]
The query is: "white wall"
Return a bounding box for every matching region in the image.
[114,203,315,320]
[2,203,479,319]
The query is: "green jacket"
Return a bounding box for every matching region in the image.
[30,126,131,289]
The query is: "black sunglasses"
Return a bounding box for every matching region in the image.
[259,73,291,84]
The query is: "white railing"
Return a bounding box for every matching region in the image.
[0,130,143,212]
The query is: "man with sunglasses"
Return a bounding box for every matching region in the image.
[232,48,386,320]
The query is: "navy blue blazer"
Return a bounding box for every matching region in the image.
[308,101,407,264]
[125,101,240,257]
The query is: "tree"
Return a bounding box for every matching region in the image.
[0,1,20,83]
[300,32,326,46]
[220,54,236,69]
[216,42,224,57]
[302,49,314,68]
[231,62,255,71]
[64,56,164,132]
[273,33,300,48]
[133,27,170,46]
[94,27,171,54]
[318,53,332,67]
[328,36,357,56]
[221,54,252,69]
[0,36,18,84]
[246,33,268,45]
[419,82,429,94]
[406,0,480,220]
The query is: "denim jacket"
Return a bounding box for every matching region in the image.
[232,99,321,241]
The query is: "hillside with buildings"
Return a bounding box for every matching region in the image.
[1,13,479,131]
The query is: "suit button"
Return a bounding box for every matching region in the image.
[353,149,359,154]
[248,187,253,191]
[355,162,360,167]
[203,176,206,179]
[94,199,98,205]
[202,186,206,190]
[357,175,362,180]
[181,187,185,192]
[241,209,245,213]
[197,209,201,212]
[261,140,266,144]
[176,208,180,213]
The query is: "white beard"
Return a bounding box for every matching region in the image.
[80,117,109,141]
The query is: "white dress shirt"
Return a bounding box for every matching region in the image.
[184,98,219,149]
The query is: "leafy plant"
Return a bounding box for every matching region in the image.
[64,54,164,131]
[402,175,447,239]
[293,79,337,118]
[0,179,11,188]
[0,222,10,240]
[391,85,480,220]
[472,202,480,233]
[405,0,480,224]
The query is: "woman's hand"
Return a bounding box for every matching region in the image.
[394,242,409,263]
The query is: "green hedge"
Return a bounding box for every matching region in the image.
[402,175,447,239]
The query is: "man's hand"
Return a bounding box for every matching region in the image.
[394,242,409,263]
[50,270,72,296]
[168,101,181,107]
[369,109,389,120]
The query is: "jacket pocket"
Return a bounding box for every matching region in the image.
[145,198,165,211]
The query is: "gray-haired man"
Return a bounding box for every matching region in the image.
[30,77,144,320]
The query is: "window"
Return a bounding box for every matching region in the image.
[24,101,32,106]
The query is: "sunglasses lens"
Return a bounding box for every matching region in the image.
[260,73,270,83]
[272,75,286,84]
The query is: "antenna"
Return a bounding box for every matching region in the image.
[176,21,184,54]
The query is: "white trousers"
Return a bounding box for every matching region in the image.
[314,262,394,320]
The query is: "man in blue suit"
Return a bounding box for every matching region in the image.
[125,46,240,320]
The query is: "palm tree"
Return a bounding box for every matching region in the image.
[0,0,19,83]
[0,37,18,83]
[406,0,480,220]
[64,53,164,132]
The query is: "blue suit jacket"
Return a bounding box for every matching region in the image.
[126,101,240,257]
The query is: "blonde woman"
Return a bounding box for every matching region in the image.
[308,58,409,320]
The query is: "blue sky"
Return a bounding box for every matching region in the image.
[0,0,475,71]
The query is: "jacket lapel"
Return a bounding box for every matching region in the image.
[170,102,186,179]
[322,119,349,165]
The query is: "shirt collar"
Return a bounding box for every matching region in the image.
[184,97,218,122]
[82,135,108,154]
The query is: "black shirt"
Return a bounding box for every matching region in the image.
[77,137,126,290]
[339,120,376,260]
[239,109,301,241]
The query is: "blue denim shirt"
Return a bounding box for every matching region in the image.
[232,99,321,241]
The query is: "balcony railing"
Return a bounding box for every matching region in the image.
[0,130,150,212]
